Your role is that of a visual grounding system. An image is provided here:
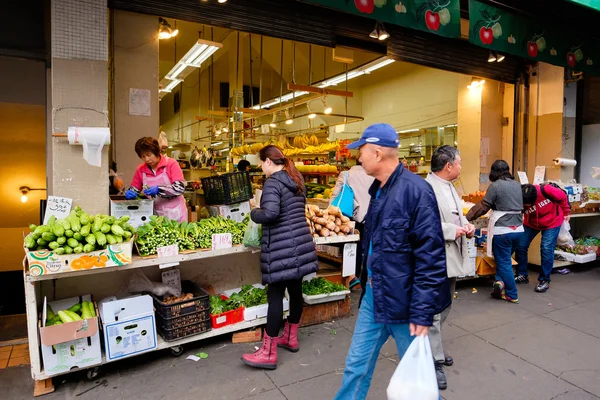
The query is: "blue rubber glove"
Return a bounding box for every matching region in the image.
[144,186,160,197]
[125,189,137,200]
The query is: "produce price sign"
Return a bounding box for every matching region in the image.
[342,243,357,277]
[43,196,73,224]
[162,268,182,293]
[212,233,233,250]
[157,244,179,269]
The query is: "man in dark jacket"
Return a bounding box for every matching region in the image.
[335,124,449,400]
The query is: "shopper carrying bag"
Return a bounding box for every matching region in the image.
[330,171,355,218]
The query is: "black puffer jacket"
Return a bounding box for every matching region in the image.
[250,171,318,284]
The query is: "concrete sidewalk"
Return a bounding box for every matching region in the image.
[3,266,600,399]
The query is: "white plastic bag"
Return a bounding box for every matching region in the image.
[127,270,181,297]
[557,221,575,247]
[387,335,439,400]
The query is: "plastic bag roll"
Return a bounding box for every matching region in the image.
[67,127,111,167]
[553,158,577,167]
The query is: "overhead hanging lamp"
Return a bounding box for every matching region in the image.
[488,52,497,62]
[378,23,390,41]
[322,97,332,114]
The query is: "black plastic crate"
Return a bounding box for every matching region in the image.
[151,281,210,319]
[156,308,211,331]
[201,171,253,205]
[158,318,212,342]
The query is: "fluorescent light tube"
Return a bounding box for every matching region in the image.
[166,63,188,80]
[211,142,223,146]
[160,79,182,93]
[397,128,419,133]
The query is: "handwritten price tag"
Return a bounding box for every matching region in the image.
[162,268,181,293]
[157,244,179,269]
[212,233,232,250]
[44,196,73,224]
[342,243,357,278]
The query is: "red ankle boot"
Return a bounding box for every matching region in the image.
[275,321,299,352]
[241,332,277,369]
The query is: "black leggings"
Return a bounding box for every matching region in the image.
[266,279,303,337]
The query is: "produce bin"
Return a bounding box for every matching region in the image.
[39,295,102,377]
[151,281,211,319]
[25,239,134,277]
[157,318,212,341]
[223,284,289,321]
[156,309,211,330]
[302,290,350,305]
[201,171,253,205]
[210,295,244,329]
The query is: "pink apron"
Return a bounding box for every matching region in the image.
[143,166,188,223]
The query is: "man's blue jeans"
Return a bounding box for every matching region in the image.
[515,226,561,282]
[335,283,440,400]
[492,233,523,299]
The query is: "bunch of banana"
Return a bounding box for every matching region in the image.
[292,134,320,148]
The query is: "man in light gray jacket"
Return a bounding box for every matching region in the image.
[425,146,475,391]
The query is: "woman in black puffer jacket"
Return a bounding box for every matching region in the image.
[241,145,318,370]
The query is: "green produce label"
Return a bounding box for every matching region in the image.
[303,0,461,38]
[469,0,600,74]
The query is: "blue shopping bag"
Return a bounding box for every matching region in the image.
[330,172,354,218]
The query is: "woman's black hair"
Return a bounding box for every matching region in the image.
[522,184,538,205]
[237,160,250,171]
[489,160,513,182]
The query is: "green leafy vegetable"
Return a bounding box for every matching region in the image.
[302,277,347,296]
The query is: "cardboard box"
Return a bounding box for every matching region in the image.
[110,199,154,228]
[25,240,134,277]
[208,201,250,223]
[40,295,102,377]
[476,253,518,276]
[99,295,157,361]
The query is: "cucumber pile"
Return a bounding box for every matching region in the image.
[24,206,136,254]
[45,301,97,326]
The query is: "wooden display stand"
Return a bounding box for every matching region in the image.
[300,296,352,327]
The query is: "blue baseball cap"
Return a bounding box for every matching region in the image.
[346,123,400,150]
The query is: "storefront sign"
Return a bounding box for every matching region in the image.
[302,0,461,38]
[469,0,600,74]
[566,0,600,12]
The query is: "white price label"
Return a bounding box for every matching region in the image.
[517,171,529,184]
[212,233,233,250]
[44,196,73,224]
[158,244,179,269]
[342,243,357,278]
[162,268,181,293]
[533,166,546,185]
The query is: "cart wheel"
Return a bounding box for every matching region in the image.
[86,366,102,381]
[170,346,184,357]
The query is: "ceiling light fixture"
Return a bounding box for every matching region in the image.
[269,114,277,128]
[488,52,497,62]
[496,53,505,62]
[19,186,46,203]
[251,56,395,109]
[158,18,178,40]
[285,110,294,125]
[397,128,419,134]
[467,77,485,90]
[378,23,390,41]
[159,39,223,95]
[211,142,223,146]
[369,24,379,39]
[218,0,227,3]
[308,113,316,119]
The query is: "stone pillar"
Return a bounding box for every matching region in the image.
[527,62,564,181]
[50,0,109,214]
[113,10,160,185]
[457,74,482,194]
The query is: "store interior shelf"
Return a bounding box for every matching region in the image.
[553,259,576,269]
[317,252,342,264]
[570,212,600,218]
[32,318,268,381]
[314,234,360,245]
[300,172,339,176]
[26,245,254,282]
[27,235,361,282]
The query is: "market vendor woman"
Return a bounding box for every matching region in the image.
[125,137,187,222]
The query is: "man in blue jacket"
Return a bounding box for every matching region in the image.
[335,124,450,400]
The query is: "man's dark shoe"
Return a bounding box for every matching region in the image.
[515,274,529,284]
[443,356,454,367]
[435,362,447,390]
[535,280,550,293]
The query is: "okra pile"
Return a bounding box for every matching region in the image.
[135,215,248,256]
[24,206,136,254]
